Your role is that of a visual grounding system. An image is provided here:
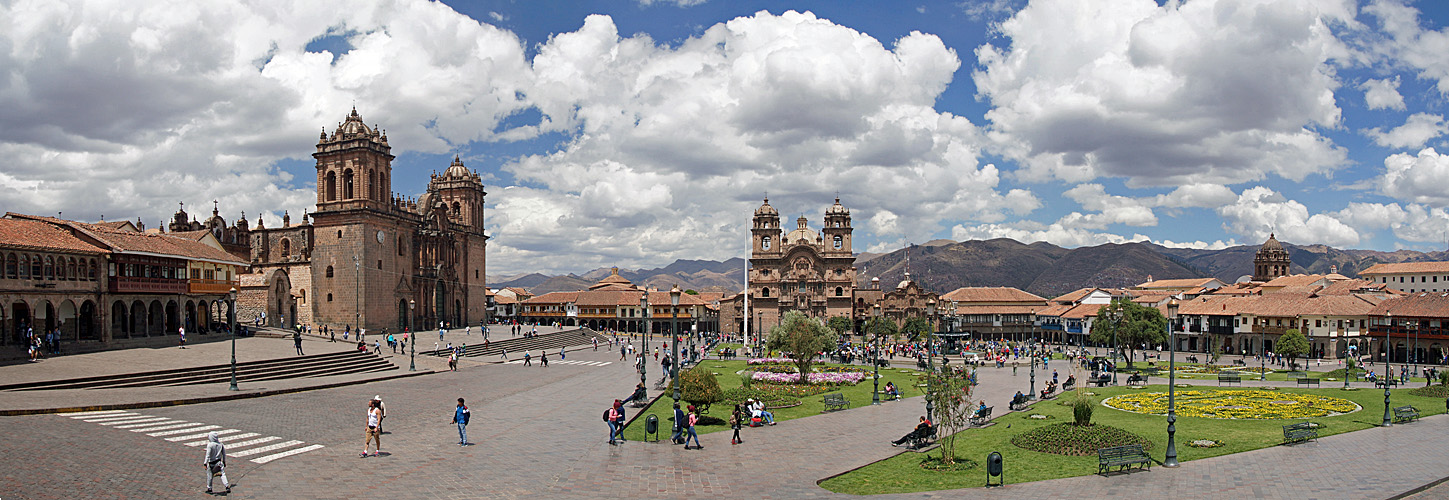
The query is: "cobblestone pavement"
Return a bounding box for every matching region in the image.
[2,347,1447,499]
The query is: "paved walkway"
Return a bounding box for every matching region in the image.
[1,346,1447,499]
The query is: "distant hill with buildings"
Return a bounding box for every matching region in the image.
[490,239,1449,298]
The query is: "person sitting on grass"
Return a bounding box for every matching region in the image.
[884,381,900,400]
[891,416,933,447]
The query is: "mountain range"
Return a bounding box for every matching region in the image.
[489,239,1449,299]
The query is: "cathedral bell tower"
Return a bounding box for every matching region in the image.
[752,198,782,257]
[314,107,394,213]
[822,197,852,258]
[1254,233,1291,282]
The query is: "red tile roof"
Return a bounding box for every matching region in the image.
[941,287,1047,304]
[1369,292,1449,317]
[0,217,108,254]
[8,213,244,265]
[1136,277,1219,289]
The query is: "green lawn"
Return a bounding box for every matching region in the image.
[620,360,924,441]
[819,384,1447,495]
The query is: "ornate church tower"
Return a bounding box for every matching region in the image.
[314,107,393,212]
[822,197,852,258]
[430,156,487,232]
[1254,233,1291,282]
[751,198,781,257]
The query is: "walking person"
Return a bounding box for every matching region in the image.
[448,350,458,371]
[540,351,549,367]
[178,326,186,349]
[294,331,304,355]
[372,395,387,433]
[670,403,685,445]
[683,405,702,449]
[453,398,470,446]
[524,350,532,366]
[606,400,625,444]
[362,399,382,457]
[203,431,231,494]
[730,404,744,445]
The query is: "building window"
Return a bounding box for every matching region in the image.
[281,239,291,257]
[835,286,844,297]
[327,293,333,302]
[44,256,54,280]
[337,230,343,239]
[761,287,770,298]
[326,266,334,278]
[833,235,842,249]
[377,260,382,270]
[762,236,771,250]
[397,236,405,256]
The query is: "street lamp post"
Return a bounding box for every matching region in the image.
[228,287,238,391]
[408,299,416,371]
[1260,320,1267,381]
[640,291,650,388]
[1384,311,1393,427]
[670,285,681,403]
[1111,301,1121,386]
[925,299,937,421]
[1165,298,1180,468]
[872,304,882,405]
[1029,308,1037,400]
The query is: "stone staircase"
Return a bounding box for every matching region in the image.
[0,350,396,391]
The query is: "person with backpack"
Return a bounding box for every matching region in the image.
[606,400,625,444]
[203,431,231,494]
[670,403,686,445]
[730,404,745,445]
[452,398,470,446]
[683,405,702,449]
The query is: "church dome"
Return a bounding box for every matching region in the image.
[1259,233,1285,253]
[754,198,779,217]
[445,155,471,178]
[336,107,373,138]
[785,215,817,244]
[826,197,849,216]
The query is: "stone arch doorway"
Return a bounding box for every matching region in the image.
[165,300,179,334]
[397,299,409,331]
[57,300,77,340]
[147,300,163,335]
[11,301,30,343]
[79,300,97,340]
[130,301,145,336]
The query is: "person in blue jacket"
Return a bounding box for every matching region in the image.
[453,398,470,446]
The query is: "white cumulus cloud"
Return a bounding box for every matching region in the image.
[1360,77,1406,110]
[1216,186,1360,247]
[1365,113,1448,149]
[1380,147,1449,206]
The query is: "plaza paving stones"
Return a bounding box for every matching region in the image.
[4,348,1449,499]
[61,409,325,465]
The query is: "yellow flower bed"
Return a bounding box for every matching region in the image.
[1102,390,1359,420]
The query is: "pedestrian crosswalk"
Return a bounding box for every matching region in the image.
[60,409,325,465]
[502,359,612,367]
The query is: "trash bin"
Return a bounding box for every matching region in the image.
[986,451,1003,487]
[645,414,659,442]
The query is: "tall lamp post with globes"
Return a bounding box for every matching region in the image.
[1028,307,1037,399]
[872,304,883,405]
[1110,301,1122,386]
[1165,298,1180,468]
[1384,311,1394,427]
[640,291,650,388]
[925,299,937,421]
[228,287,238,391]
[670,285,681,403]
[408,299,416,371]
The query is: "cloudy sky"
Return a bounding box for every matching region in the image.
[5,0,1449,276]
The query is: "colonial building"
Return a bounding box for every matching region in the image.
[518,269,716,334]
[1360,261,1449,294]
[726,198,857,334]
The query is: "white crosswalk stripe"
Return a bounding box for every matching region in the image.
[251,444,325,464]
[148,425,220,437]
[504,359,610,367]
[66,410,128,417]
[58,411,324,464]
[168,429,242,442]
[230,440,303,457]
[114,419,186,429]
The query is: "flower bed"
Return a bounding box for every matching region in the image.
[752,371,867,385]
[1102,390,1360,419]
[1010,423,1152,456]
[747,358,795,365]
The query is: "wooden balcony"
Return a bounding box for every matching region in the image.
[109,276,187,294]
[188,279,239,295]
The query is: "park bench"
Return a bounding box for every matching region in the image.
[1090,374,1111,387]
[1009,394,1031,411]
[969,406,994,427]
[1374,378,1399,389]
[909,424,937,449]
[1295,378,1320,388]
[1233,359,1246,366]
[1127,373,1149,385]
[1097,444,1151,475]
[821,393,850,412]
[1186,355,1200,363]
[1217,373,1241,386]
[1040,384,1058,400]
[1062,379,1076,391]
[1282,422,1318,445]
[1393,405,1420,424]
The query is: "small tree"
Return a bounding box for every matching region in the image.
[923,366,974,464]
[1205,334,1222,365]
[865,317,898,365]
[902,316,933,342]
[826,316,854,339]
[766,311,836,384]
[1090,299,1166,368]
[670,369,723,414]
[1278,330,1309,372]
[1071,392,1094,426]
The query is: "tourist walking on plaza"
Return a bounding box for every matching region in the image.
[683,405,702,449]
[606,400,625,444]
[178,326,186,348]
[294,331,304,355]
[204,431,231,494]
[448,350,458,371]
[671,403,686,444]
[524,350,532,366]
[373,395,387,433]
[453,398,470,446]
[730,404,744,445]
[540,351,549,367]
[362,399,382,457]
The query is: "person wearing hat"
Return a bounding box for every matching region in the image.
[683,405,702,449]
[373,395,386,433]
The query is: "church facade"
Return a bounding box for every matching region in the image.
[725,198,858,334]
